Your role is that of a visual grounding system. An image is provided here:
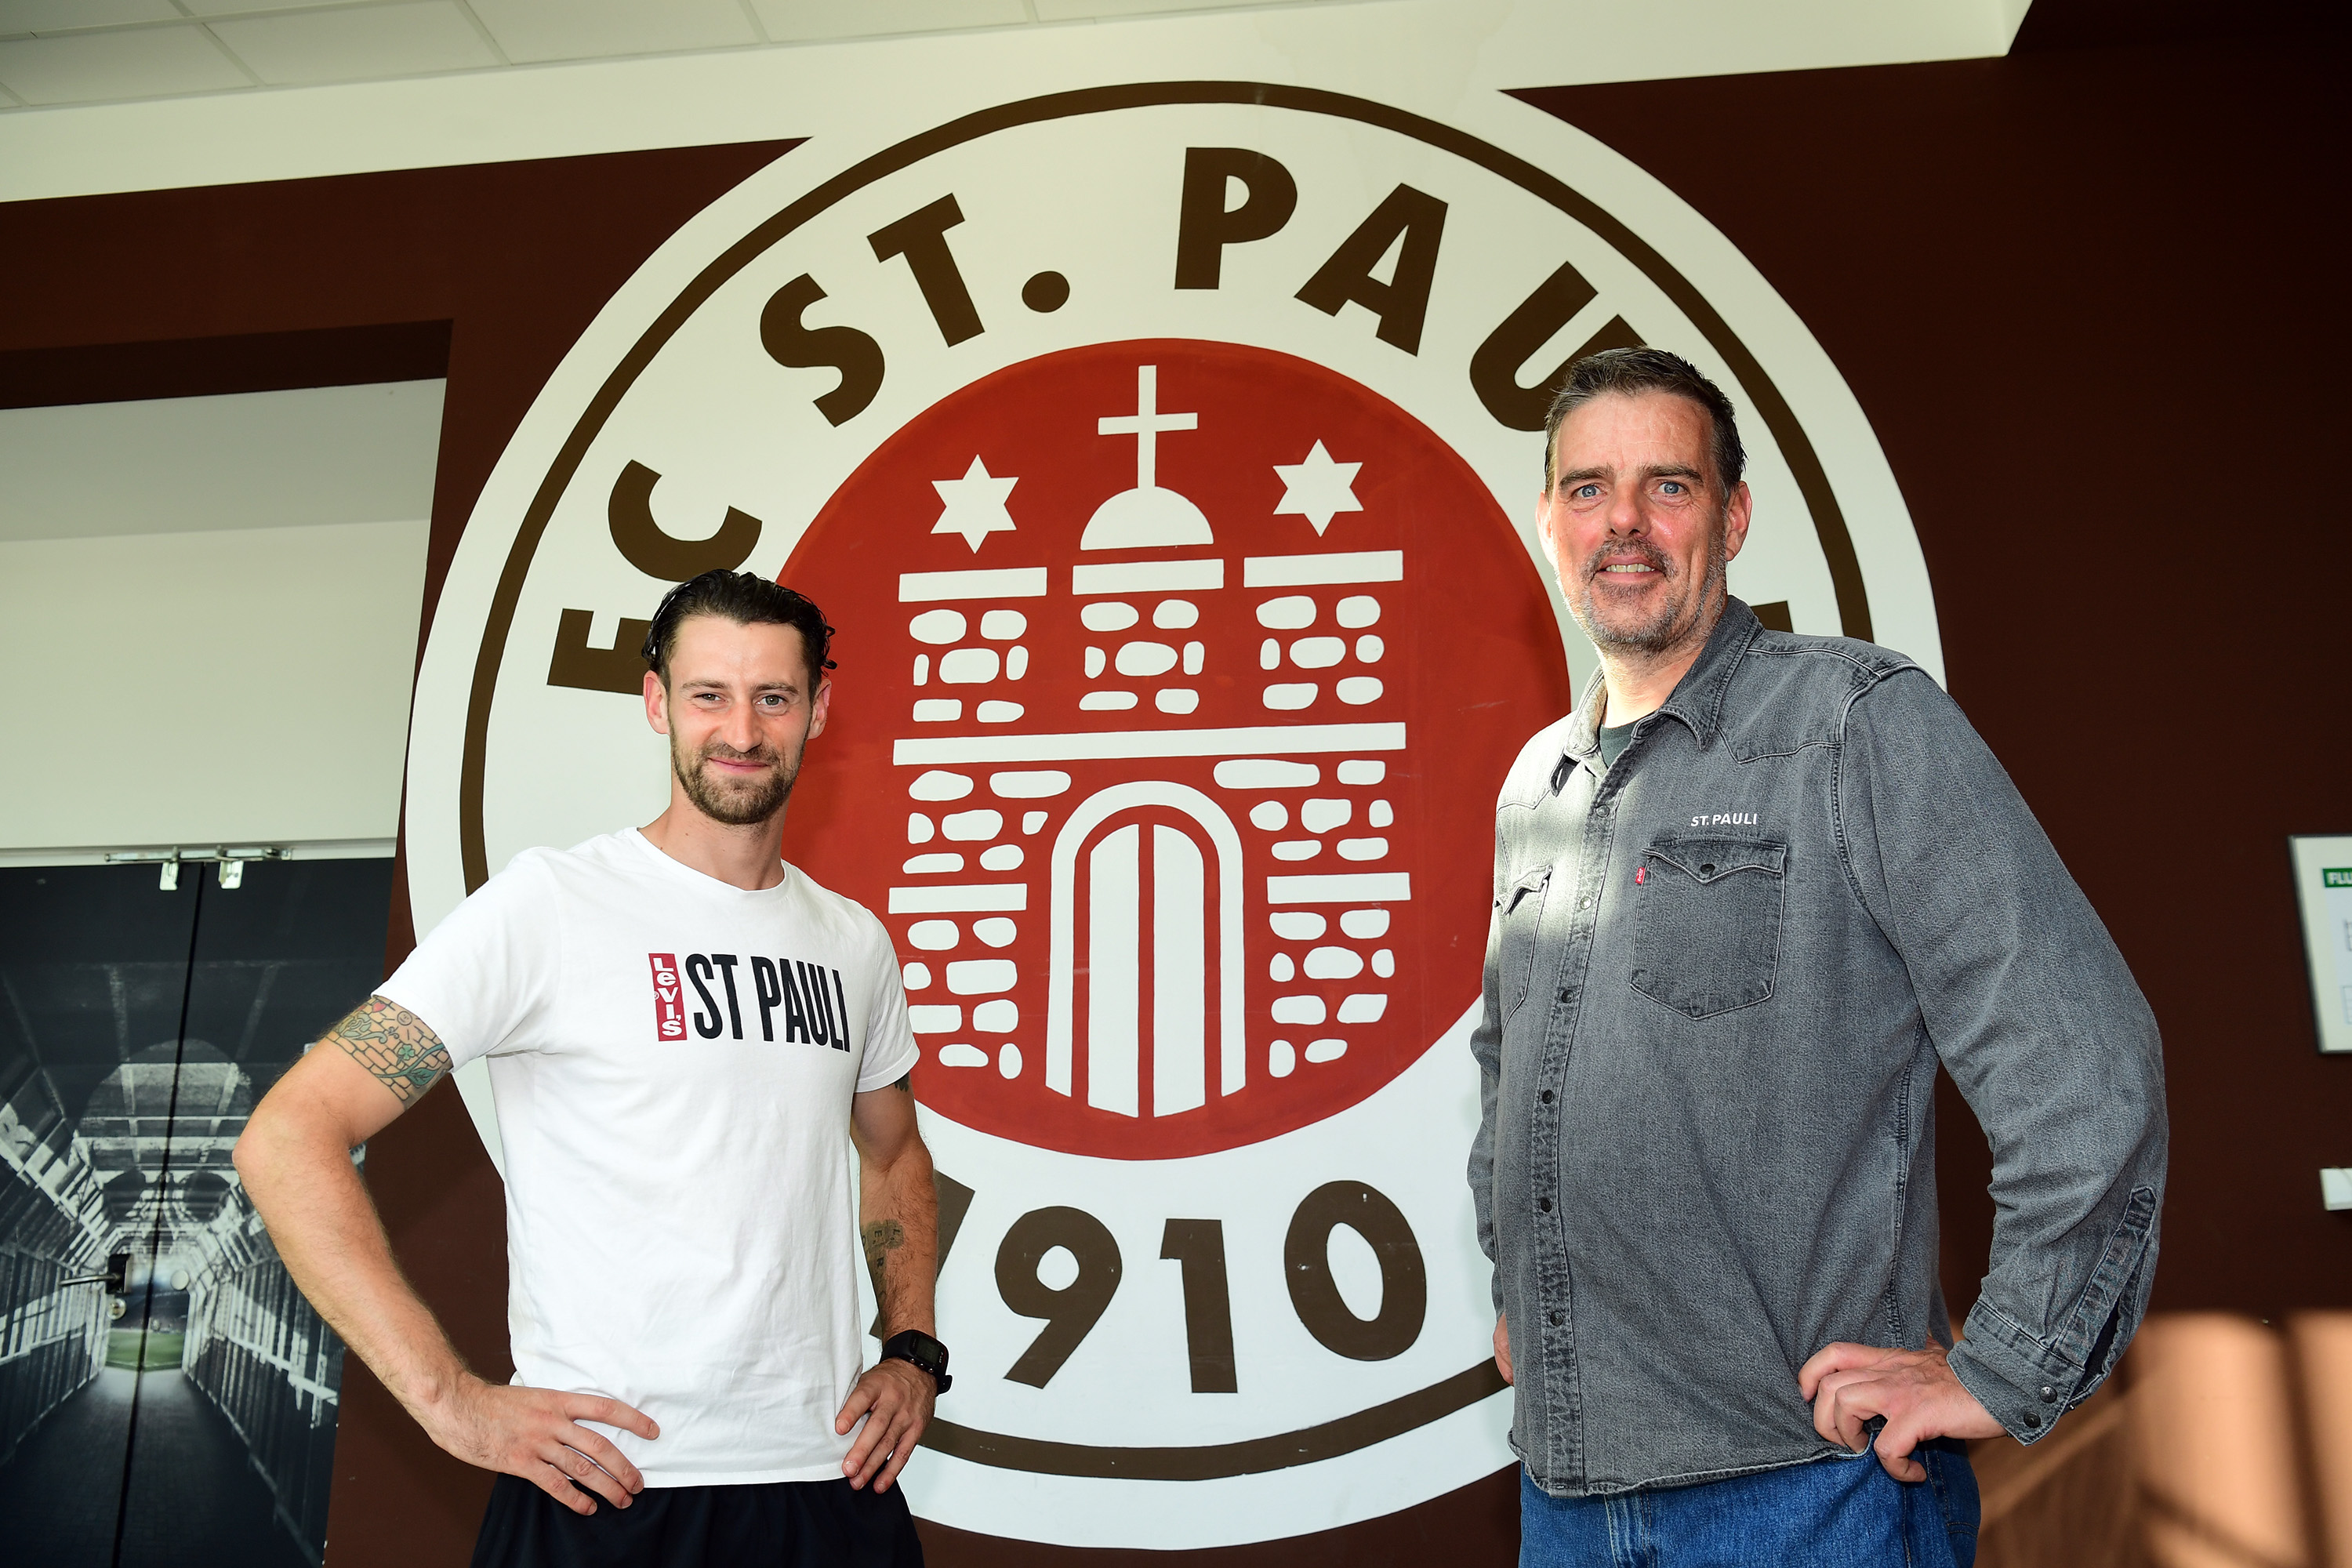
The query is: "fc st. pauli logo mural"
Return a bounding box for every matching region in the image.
[407,83,1936,1549]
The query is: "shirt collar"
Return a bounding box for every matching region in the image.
[1654,597,1763,749]
[1562,662,1610,771]
[1556,597,1763,783]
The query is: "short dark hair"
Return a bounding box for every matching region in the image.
[640,570,837,688]
[1542,347,1746,497]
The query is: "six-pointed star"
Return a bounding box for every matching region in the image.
[1273,441,1363,534]
[932,456,1019,551]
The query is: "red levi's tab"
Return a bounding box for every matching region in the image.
[649,953,687,1041]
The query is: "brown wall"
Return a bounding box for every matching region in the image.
[4,13,2344,1564]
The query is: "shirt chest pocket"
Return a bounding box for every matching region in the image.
[1494,865,1554,1025]
[1629,837,1787,1020]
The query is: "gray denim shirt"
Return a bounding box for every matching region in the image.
[1468,600,2166,1497]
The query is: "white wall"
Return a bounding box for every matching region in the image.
[0,383,440,856]
[1,381,444,541]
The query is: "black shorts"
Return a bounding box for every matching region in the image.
[470,1473,924,1568]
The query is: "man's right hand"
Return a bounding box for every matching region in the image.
[419,1376,661,1515]
[1494,1313,1514,1385]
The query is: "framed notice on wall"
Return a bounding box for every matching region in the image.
[2290,835,2352,1054]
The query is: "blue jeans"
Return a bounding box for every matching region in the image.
[1519,1442,1980,1567]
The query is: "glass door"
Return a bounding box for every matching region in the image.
[0,862,201,1566]
[0,855,394,1566]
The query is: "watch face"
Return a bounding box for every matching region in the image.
[903,1331,948,1370]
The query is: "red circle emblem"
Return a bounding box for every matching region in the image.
[782,339,1569,1158]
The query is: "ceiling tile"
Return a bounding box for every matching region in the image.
[469,0,757,64]
[0,0,180,35]
[750,0,1029,45]
[0,26,248,104]
[210,1,499,86]
[1033,0,1291,15]
[178,0,376,13]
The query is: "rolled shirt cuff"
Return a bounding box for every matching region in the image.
[1949,1303,2079,1445]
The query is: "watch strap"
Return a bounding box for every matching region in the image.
[880,1330,952,1394]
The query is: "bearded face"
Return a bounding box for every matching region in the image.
[645,615,828,832]
[1564,512,1730,657]
[1540,389,1749,668]
[671,729,800,826]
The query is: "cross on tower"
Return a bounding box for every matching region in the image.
[1097,364,1198,491]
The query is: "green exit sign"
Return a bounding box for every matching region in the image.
[2327,868,2352,889]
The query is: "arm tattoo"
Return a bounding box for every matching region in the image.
[862,1218,907,1273]
[330,995,452,1105]
[891,1073,913,1093]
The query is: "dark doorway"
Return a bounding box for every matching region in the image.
[0,857,394,1566]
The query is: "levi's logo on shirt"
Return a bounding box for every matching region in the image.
[649,951,852,1050]
[650,954,688,1040]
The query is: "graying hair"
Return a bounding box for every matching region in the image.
[1542,347,1746,495]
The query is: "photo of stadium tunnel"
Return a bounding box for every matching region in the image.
[0,856,392,1567]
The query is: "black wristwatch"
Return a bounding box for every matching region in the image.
[880,1330,952,1394]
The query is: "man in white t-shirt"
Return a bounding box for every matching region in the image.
[237,571,944,1566]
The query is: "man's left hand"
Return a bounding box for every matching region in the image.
[835,1356,935,1493]
[1798,1341,2006,1482]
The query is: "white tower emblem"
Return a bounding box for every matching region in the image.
[873,348,1421,1155]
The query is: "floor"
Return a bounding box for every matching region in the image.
[0,1365,312,1568]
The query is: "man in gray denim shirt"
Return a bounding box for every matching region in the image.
[1470,349,2166,1566]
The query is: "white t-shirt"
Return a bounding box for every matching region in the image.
[378,828,917,1486]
